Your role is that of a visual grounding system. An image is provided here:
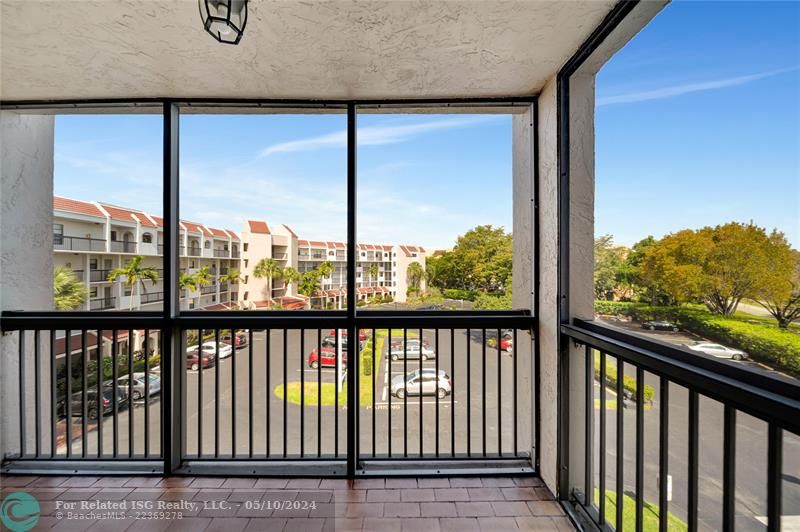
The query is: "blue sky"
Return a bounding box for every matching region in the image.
[53,1,799,250]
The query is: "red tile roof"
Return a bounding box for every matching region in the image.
[247,220,270,234]
[208,227,228,238]
[182,221,211,236]
[53,196,105,218]
[151,215,164,227]
[282,224,297,237]
[100,203,156,227]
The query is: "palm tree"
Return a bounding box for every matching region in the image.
[298,270,322,298]
[253,258,284,299]
[54,267,88,310]
[368,263,379,286]
[218,268,243,305]
[318,260,336,280]
[282,267,300,295]
[407,261,424,293]
[194,265,213,289]
[107,256,159,310]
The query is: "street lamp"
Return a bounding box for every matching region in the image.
[199,0,248,45]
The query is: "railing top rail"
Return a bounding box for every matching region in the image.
[562,319,800,434]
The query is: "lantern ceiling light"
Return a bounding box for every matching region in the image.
[199,0,248,45]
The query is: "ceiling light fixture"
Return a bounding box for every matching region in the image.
[199,0,248,45]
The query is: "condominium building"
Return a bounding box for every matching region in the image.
[239,219,427,309]
[53,196,240,311]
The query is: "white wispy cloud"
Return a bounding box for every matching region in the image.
[259,116,497,157]
[598,67,798,106]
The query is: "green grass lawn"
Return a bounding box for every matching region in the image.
[594,489,687,531]
[274,330,387,407]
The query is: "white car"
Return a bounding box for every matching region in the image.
[390,369,451,399]
[389,339,436,361]
[687,342,748,361]
[187,341,233,360]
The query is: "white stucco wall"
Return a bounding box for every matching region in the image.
[1,111,55,459]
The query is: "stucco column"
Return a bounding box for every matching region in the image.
[0,111,55,459]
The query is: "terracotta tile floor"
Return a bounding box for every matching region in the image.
[0,475,573,531]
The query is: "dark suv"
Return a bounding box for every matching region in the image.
[59,386,128,421]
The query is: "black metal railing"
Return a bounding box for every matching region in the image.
[88,298,116,311]
[214,249,228,258]
[2,328,162,468]
[187,246,201,257]
[109,240,136,253]
[200,285,216,295]
[0,311,535,477]
[140,292,164,305]
[54,235,106,252]
[231,250,240,258]
[89,269,113,283]
[561,319,800,532]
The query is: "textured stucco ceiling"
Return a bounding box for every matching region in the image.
[0,0,617,101]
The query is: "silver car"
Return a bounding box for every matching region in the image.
[687,342,748,360]
[389,339,436,361]
[390,369,451,399]
[115,372,161,400]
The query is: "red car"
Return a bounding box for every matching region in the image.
[308,348,348,369]
[221,333,248,348]
[328,329,368,341]
[500,337,513,352]
[186,352,215,371]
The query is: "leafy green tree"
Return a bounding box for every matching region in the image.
[218,268,244,304]
[594,235,628,300]
[282,267,300,293]
[298,270,322,297]
[368,263,379,285]
[318,261,336,280]
[428,225,512,293]
[178,271,198,292]
[54,266,88,310]
[107,255,159,310]
[194,265,213,288]
[756,244,800,328]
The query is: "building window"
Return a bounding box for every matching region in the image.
[245,275,249,283]
[212,295,216,302]
[142,232,152,243]
[204,240,211,248]
[90,287,97,298]
[224,244,229,251]
[110,230,117,241]
[90,259,97,270]
[243,243,248,252]
[243,291,249,300]
[189,300,195,309]
[124,287,132,296]
[53,223,64,244]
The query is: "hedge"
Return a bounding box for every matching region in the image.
[595,301,800,376]
[443,289,478,301]
[594,354,655,403]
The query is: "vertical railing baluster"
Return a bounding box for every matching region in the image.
[635,366,644,532]
[388,329,392,458]
[34,330,41,458]
[50,330,57,458]
[419,327,423,457]
[435,328,439,458]
[371,328,376,458]
[403,328,408,458]
[688,390,699,532]
[214,328,220,458]
[112,330,118,458]
[599,352,607,528]
[658,378,669,532]
[81,329,88,458]
[232,328,237,458]
[96,329,103,458]
[266,328,271,458]
[467,328,471,457]
[482,328,486,457]
[144,329,150,458]
[497,328,502,457]
[723,405,736,532]
[513,329,518,457]
[300,329,305,458]
[128,328,133,458]
[66,328,72,458]
[615,359,623,532]
[197,329,203,458]
[283,328,288,458]
[334,329,339,458]
[451,328,455,457]
[249,328,254,459]
[584,346,592,507]
[317,329,322,457]
[19,331,26,458]
[767,423,783,532]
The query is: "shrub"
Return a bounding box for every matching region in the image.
[595,355,655,403]
[443,289,478,301]
[474,292,512,310]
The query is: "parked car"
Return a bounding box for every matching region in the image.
[322,335,348,350]
[58,386,129,421]
[642,320,680,332]
[186,352,215,371]
[389,339,436,361]
[221,332,248,348]
[114,372,161,400]
[487,331,514,352]
[308,347,348,369]
[187,341,233,360]
[687,342,748,360]
[390,369,451,399]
